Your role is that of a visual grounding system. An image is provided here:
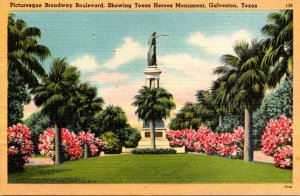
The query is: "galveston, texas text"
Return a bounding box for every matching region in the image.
[10,2,258,9]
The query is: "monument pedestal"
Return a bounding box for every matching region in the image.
[137,127,170,149]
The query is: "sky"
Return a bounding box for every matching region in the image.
[15,11,273,128]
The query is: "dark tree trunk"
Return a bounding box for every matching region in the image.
[54,123,63,165]
[243,108,253,162]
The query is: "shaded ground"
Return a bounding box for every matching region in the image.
[12,154,291,183]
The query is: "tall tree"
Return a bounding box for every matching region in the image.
[8,13,51,87]
[261,10,293,88]
[8,70,31,126]
[32,58,80,164]
[8,13,50,125]
[68,83,104,132]
[169,102,201,130]
[132,86,176,149]
[195,90,219,130]
[213,40,268,162]
[92,105,128,144]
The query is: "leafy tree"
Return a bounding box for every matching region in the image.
[32,58,80,164]
[253,77,292,149]
[8,70,30,126]
[132,86,176,149]
[261,10,293,88]
[213,40,268,162]
[215,114,244,133]
[23,111,51,154]
[123,126,141,148]
[91,105,127,138]
[100,132,121,153]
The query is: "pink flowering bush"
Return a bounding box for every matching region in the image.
[78,131,107,156]
[167,126,244,159]
[38,128,55,157]
[8,124,34,173]
[38,128,107,161]
[261,116,293,168]
[216,127,244,158]
[61,128,82,160]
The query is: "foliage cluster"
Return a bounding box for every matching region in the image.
[167,126,244,158]
[38,128,107,160]
[7,124,34,173]
[261,116,293,168]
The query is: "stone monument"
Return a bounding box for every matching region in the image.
[122,32,185,153]
[136,32,171,149]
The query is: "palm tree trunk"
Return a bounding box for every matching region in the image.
[218,115,223,127]
[150,119,156,150]
[243,108,253,162]
[54,123,62,165]
[84,143,89,159]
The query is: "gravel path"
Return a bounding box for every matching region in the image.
[26,158,54,166]
[254,150,273,163]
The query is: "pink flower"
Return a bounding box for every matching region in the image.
[7,124,34,164]
[261,116,293,168]
[167,126,244,158]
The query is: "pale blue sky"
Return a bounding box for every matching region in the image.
[15,11,273,126]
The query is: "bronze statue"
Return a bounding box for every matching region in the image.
[147,32,167,67]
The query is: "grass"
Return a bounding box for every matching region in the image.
[8,154,292,183]
[32,155,48,158]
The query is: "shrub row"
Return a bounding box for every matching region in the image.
[38,128,107,160]
[167,126,244,159]
[131,148,177,154]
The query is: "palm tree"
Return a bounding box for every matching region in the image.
[96,105,128,146]
[213,40,268,162]
[169,102,201,130]
[8,13,51,87]
[132,86,176,149]
[195,90,219,130]
[32,58,80,164]
[261,10,293,88]
[8,14,50,125]
[69,83,104,132]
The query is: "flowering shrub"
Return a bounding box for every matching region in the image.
[61,128,82,160]
[8,124,34,173]
[38,128,107,161]
[216,127,244,158]
[78,131,107,156]
[167,126,244,158]
[261,116,293,168]
[38,128,55,157]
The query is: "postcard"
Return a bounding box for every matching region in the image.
[0,0,299,195]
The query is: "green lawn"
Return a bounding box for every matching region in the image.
[9,154,292,183]
[32,155,48,158]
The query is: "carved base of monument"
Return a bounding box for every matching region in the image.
[137,127,170,148]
